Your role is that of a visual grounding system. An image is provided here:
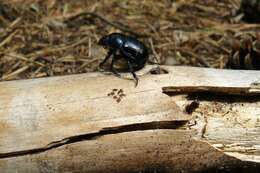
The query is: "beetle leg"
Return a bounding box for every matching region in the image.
[111,54,121,78]
[120,49,139,86]
[99,49,115,68]
[127,60,138,87]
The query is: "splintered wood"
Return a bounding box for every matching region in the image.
[0,65,260,172]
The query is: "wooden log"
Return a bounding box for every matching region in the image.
[0,65,260,172]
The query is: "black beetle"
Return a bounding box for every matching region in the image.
[98,33,148,86]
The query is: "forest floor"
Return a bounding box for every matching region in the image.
[0,0,259,81]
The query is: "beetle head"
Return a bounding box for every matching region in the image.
[98,35,110,47]
[99,33,125,49]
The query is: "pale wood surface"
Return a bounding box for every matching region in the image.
[0,65,260,172]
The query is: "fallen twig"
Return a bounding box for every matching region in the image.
[64,12,148,37]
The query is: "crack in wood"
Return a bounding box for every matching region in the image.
[162,86,260,95]
[0,120,187,159]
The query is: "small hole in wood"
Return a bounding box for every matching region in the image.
[149,66,168,74]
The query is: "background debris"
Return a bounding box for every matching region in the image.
[0,0,259,81]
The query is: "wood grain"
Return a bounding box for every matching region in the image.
[0,65,260,172]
